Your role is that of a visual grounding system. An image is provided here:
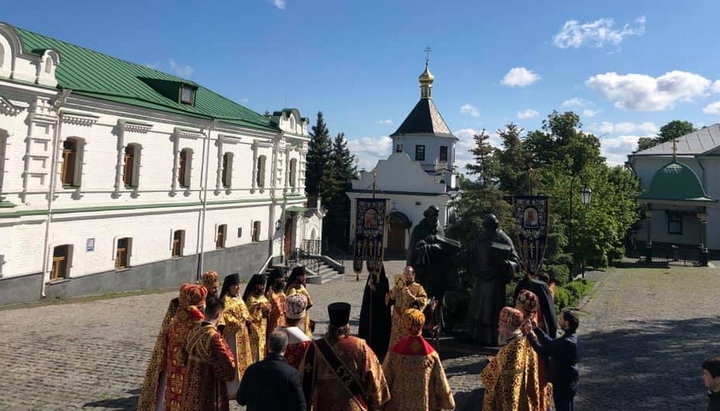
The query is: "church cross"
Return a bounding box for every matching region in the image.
[424,46,432,65]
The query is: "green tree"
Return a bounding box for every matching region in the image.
[306,112,332,199]
[465,129,498,185]
[321,133,357,249]
[495,123,537,195]
[636,120,695,151]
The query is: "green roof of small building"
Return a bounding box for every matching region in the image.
[639,160,717,202]
[14,26,276,132]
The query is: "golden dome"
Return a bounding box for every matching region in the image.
[418,64,434,84]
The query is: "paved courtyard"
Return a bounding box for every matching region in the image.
[0,261,717,410]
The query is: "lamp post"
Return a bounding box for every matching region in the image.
[570,183,593,278]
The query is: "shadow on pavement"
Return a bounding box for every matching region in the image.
[83,388,138,410]
[577,316,719,410]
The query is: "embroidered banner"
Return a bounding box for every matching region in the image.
[353,198,386,274]
[513,196,549,276]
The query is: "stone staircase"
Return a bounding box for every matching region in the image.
[305,260,344,285]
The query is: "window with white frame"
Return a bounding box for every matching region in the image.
[172,230,185,258]
[51,245,72,280]
[256,155,266,188]
[222,152,233,188]
[178,148,192,188]
[289,158,297,188]
[115,238,131,269]
[123,144,141,188]
[61,138,83,187]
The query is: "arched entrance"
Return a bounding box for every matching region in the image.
[386,211,411,258]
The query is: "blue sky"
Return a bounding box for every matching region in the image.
[5,0,720,170]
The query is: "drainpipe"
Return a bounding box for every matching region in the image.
[268,134,281,259]
[40,89,71,298]
[196,119,216,280]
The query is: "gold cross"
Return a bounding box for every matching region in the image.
[424,46,432,65]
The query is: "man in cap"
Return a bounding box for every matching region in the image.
[300,302,390,411]
[382,308,455,411]
[481,306,541,411]
[280,293,312,369]
[201,270,220,297]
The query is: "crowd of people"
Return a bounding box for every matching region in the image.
[136,265,456,411]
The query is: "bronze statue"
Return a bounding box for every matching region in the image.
[406,206,461,300]
[459,214,520,346]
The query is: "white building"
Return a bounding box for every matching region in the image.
[628,124,720,260]
[0,22,322,304]
[346,64,460,257]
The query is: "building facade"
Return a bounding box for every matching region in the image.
[0,23,321,304]
[346,63,460,257]
[628,124,720,260]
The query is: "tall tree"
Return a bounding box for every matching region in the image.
[636,120,695,151]
[321,132,357,250]
[495,123,537,195]
[465,129,498,185]
[306,112,332,199]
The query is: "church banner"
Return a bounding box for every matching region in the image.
[353,199,386,274]
[513,196,549,276]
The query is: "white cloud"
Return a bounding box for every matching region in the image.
[553,16,646,49]
[517,109,539,119]
[590,121,658,135]
[272,0,286,9]
[586,70,712,111]
[144,62,160,70]
[501,67,540,87]
[239,98,250,104]
[460,104,480,117]
[560,97,587,108]
[347,136,392,171]
[583,109,600,117]
[712,80,720,94]
[600,135,643,166]
[169,59,194,77]
[703,101,720,115]
[377,119,393,125]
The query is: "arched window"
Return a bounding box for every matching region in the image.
[222,152,233,188]
[289,158,297,188]
[61,138,83,187]
[123,144,140,188]
[289,116,296,130]
[178,148,192,188]
[45,57,52,73]
[256,155,266,188]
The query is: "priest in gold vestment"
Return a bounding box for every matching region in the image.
[218,273,253,399]
[481,306,543,411]
[300,302,390,411]
[243,274,271,362]
[388,266,428,348]
[265,268,287,340]
[383,309,455,411]
[181,295,236,411]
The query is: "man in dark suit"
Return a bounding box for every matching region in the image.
[237,330,306,411]
[523,308,579,411]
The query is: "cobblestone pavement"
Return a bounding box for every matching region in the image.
[5,261,712,410]
[0,260,487,410]
[576,264,720,410]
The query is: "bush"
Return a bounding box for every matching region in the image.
[546,264,570,285]
[554,279,594,311]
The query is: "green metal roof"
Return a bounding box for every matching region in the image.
[14,26,276,132]
[639,160,717,202]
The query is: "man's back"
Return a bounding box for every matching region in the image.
[237,353,306,411]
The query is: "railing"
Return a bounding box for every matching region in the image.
[290,247,321,273]
[302,239,321,255]
[322,242,350,268]
[258,254,274,275]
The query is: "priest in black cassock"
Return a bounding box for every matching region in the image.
[513,273,558,338]
[358,264,392,359]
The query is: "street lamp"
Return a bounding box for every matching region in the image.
[581,187,593,206]
[570,184,593,278]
